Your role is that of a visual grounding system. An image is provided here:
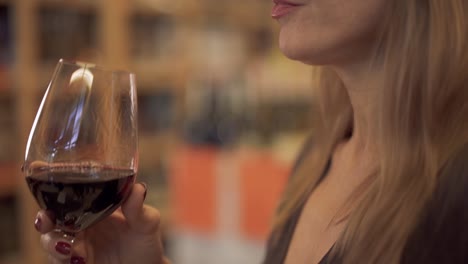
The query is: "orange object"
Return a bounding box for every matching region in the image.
[240,152,290,241]
[169,146,218,234]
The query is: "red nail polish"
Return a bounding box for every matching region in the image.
[55,241,71,255]
[70,256,86,264]
[34,216,42,231]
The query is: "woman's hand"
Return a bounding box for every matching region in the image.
[35,183,169,264]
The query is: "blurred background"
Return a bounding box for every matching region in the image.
[0,0,316,263]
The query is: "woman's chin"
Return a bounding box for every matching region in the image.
[278,33,325,65]
[279,43,327,66]
[279,41,307,61]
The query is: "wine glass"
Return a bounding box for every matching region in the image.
[22,59,138,242]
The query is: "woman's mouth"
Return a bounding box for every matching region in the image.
[272,0,302,19]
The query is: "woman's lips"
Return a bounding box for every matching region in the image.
[272,1,302,19]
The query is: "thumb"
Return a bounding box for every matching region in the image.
[121,183,161,234]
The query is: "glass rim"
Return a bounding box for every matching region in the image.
[58,58,136,76]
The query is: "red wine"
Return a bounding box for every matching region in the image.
[25,164,135,233]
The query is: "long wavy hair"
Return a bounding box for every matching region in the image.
[272,0,468,263]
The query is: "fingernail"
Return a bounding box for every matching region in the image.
[70,256,86,264]
[140,182,148,201]
[34,215,42,231]
[55,241,71,255]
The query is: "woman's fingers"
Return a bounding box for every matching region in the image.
[41,231,73,261]
[35,182,160,263]
[41,232,88,263]
[35,210,55,234]
[71,233,89,264]
[121,182,161,234]
[36,211,88,263]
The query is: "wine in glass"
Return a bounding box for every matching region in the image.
[22,59,138,240]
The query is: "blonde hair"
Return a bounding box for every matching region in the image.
[272,0,468,263]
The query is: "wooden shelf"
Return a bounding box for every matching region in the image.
[132,60,187,89]
[202,1,273,29]
[36,0,98,11]
[132,0,272,29]
[0,89,12,99]
[132,1,168,16]
[0,67,12,92]
[0,163,19,198]
[133,0,198,18]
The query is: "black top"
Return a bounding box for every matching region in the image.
[263,141,468,264]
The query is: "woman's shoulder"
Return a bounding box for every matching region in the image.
[402,143,468,263]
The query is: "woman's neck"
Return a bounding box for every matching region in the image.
[332,64,382,159]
